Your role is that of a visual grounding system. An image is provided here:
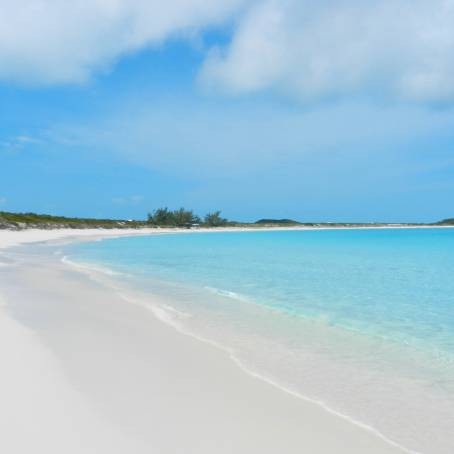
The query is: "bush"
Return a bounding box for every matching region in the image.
[204,211,228,227]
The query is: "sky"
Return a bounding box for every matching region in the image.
[1,0,454,223]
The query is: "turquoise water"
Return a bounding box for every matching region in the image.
[66,228,454,454]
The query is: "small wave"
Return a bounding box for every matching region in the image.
[61,256,124,277]
[150,303,192,330]
[58,259,422,454]
[204,286,252,303]
[149,305,190,331]
[141,301,420,454]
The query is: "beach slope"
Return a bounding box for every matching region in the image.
[0,230,406,454]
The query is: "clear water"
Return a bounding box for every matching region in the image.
[65,228,454,454]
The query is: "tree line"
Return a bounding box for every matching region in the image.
[147,208,229,227]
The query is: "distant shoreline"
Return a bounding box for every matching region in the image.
[1,209,453,231]
[0,223,451,232]
[1,224,454,253]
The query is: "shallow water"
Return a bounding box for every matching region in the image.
[65,228,454,454]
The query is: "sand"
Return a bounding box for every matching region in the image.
[0,229,410,453]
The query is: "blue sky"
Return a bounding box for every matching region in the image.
[1,0,454,222]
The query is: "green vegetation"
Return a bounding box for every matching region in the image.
[255,218,301,225]
[1,209,452,230]
[204,211,228,227]
[147,207,230,227]
[147,207,201,227]
[0,208,231,230]
[435,218,454,225]
[0,211,146,230]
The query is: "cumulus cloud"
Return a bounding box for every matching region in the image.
[2,0,454,103]
[0,0,247,84]
[200,0,454,103]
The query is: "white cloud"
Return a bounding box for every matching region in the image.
[200,0,454,103]
[15,135,40,144]
[0,197,6,205]
[0,135,42,152]
[45,97,454,179]
[0,0,247,84]
[2,1,454,103]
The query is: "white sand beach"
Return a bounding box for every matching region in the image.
[0,229,411,454]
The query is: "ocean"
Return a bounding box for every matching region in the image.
[64,228,454,454]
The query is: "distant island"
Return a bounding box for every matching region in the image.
[1,209,453,230]
[255,219,301,225]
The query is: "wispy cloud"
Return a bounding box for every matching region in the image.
[15,135,41,144]
[0,197,7,205]
[0,135,42,153]
[43,94,454,185]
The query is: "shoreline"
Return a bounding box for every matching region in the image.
[1,223,454,250]
[65,254,422,454]
[0,228,427,453]
[117,280,419,454]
